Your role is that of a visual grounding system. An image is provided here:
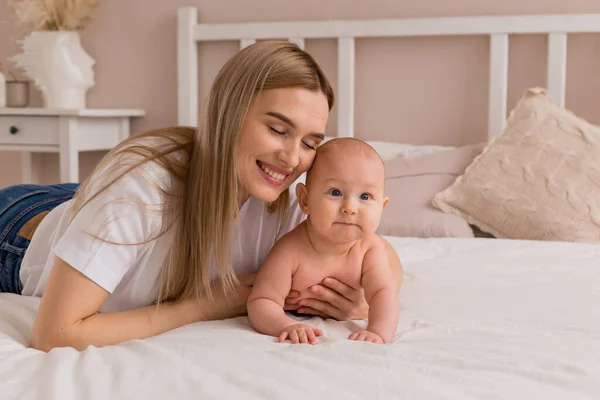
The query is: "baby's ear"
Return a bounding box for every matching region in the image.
[382,196,389,209]
[296,183,309,214]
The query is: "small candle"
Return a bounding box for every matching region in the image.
[6,81,29,107]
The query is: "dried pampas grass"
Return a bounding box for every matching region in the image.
[9,0,99,32]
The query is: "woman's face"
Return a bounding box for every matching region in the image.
[237,87,330,204]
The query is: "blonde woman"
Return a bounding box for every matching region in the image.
[0,41,402,351]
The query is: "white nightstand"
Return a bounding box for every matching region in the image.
[0,108,145,183]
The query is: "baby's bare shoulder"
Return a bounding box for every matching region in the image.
[359,233,387,254]
[271,222,310,254]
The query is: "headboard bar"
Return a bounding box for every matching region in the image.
[178,7,600,138]
[337,37,356,138]
[488,34,509,142]
[192,14,600,40]
[177,7,198,127]
[547,33,568,108]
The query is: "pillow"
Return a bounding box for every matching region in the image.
[432,87,600,244]
[322,136,455,161]
[377,142,486,238]
[366,141,455,161]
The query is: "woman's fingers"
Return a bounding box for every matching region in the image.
[283,290,301,310]
[308,285,352,311]
[284,279,369,320]
[309,281,369,320]
[283,304,299,311]
[320,278,357,301]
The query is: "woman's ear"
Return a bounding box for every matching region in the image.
[296,183,309,214]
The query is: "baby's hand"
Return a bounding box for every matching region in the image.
[348,329,385,344]
[279,324,324,345]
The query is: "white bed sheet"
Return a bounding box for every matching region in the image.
[1,237,599,400]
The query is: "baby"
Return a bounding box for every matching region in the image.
[247,138,398,345]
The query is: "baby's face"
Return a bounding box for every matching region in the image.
[300,151,388,243]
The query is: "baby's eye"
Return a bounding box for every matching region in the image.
[360,193,371,200]
[331,189,342,197]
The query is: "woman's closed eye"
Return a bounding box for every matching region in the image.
[302,141,318,150]
[269,126,285,135]
[269,127,318,150]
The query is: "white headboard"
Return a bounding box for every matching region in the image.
[177,8,600,139]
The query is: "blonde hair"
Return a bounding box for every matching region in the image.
[70,40,334,304]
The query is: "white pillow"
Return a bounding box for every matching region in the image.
[367,141,455,161]
[323,136,454,161]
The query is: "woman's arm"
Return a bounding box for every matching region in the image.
[30,257,251,352]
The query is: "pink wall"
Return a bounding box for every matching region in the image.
[2,0,600,186]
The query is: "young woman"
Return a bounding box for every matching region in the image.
[0,41,402,351]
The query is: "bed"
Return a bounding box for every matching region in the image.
[2,237,599,398]
[2,7,600,399]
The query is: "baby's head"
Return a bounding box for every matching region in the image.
[296,138,389,242]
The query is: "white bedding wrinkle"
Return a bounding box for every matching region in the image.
[1,237,599,400]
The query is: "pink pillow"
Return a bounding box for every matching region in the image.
[377,143,486,238]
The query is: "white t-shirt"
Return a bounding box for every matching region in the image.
[19,161,306,313]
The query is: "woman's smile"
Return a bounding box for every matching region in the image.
[256,160,291,186]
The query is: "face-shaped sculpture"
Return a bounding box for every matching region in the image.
[10,31,95,108]
[51,32,95,88]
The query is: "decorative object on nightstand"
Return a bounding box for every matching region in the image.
[0,108,145,184]
[6,79,30,108]
[7,0,98,109]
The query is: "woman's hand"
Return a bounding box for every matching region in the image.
[284,277,369,320]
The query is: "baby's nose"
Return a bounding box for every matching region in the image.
[341,203,357,215]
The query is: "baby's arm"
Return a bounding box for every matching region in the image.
[358,241,399,343]
[247,242,310,340]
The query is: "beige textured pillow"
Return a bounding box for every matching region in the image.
[432,87,600,243]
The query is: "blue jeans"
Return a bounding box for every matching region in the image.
[0,183,79,294]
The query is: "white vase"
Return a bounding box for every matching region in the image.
[10,31,95,109]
